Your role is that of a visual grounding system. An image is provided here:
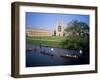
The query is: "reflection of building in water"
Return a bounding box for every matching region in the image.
[26,26,52,37]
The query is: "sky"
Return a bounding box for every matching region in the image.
[26,12,89,31]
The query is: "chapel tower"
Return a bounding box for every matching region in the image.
[56,19,64,36]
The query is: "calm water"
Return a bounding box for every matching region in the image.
[26,45,89,67]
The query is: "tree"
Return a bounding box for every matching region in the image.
[61,20,89,53]
[65,20,89,36]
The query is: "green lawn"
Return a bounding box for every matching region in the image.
[26,35,89,51]
[26,36,66,48]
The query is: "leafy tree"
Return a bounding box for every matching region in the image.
[65,20,89,36]
[61,20,89,53]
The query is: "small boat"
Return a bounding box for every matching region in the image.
[40,50,54,56]
[60,54,79,59]
[32,47,37,51]
[26,47,38,52]
[26,48,32,52]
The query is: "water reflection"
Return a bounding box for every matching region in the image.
[26,44,89,67]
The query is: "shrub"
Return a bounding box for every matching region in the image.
[61,35,89,52]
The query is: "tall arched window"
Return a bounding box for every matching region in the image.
[58,25,61,32]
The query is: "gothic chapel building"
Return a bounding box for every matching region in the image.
[56,20,64,36]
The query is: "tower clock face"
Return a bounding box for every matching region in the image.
[58,25,61,32]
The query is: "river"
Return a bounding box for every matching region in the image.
[26,44,89,67]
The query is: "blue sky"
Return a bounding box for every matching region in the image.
[26,12,89,31]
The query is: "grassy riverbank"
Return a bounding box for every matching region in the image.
[26,35,89,51]
[26,36,66,48]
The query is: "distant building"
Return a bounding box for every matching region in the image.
[26,19,69,37]
[26,26,52,37]
[56,20,64,36]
